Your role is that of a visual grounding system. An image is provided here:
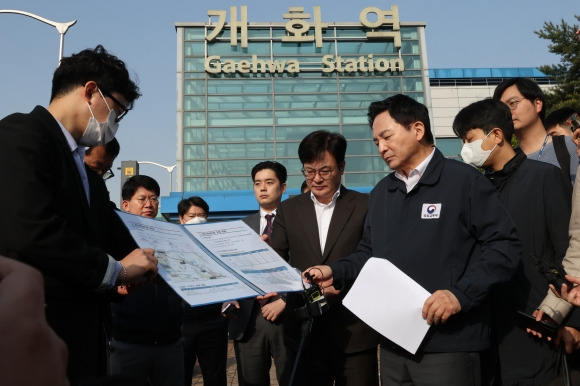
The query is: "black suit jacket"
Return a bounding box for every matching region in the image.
[0,106,135,382]
[270,186,378,353]
[228,212,261,340]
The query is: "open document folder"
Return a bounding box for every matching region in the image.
[116,211,304,307]
[343,257,432,354]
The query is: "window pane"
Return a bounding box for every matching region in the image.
[209,127,274,142]
[184,177,207,191]
[207,143,274,159]
[184,161,207,177]
[184,144,207,159]
[184,128,206,143]
[183,112,206,127]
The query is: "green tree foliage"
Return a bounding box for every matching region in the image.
[535,16,580,113]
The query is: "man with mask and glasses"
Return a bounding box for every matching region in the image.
[0,45,158,384]
[85,137,120,180]
[453,98,577,385]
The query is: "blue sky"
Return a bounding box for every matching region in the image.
[0,0,578,205]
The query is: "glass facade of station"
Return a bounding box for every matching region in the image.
[176,11,433,192]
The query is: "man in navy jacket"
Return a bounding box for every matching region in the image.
[306,94,522,386]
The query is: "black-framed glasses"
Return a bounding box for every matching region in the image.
[301,166,337,180]
[505,97,527,111]
[102,91,131,123]
[102,169,115,181]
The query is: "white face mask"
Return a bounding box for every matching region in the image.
[460,131,497,168]
[185,217,207,225]
[79,89,119,147]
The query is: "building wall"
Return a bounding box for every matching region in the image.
[176,14,430,193]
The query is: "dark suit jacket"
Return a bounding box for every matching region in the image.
[0,106,136,383]
[270,186,378,353]
[229,212,261,340]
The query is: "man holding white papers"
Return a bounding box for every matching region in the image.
[306,95,522,386]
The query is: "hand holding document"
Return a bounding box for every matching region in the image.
[116,211,304,306]
[342,257,431,354]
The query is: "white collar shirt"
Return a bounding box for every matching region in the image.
[310,188,341,254]
[395,147,435,193]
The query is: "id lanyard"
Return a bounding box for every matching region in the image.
[537,134,549,161]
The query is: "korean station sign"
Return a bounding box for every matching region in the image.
[203,5,405,74]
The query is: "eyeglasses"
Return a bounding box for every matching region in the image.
[134,196,159,205]
[301,166,337,180]
[102,169,115,181]
[505,97,527,111]
[102,91,131,123]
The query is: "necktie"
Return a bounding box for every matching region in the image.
[258,213,275,307]
[263,213,275,237]
[72,146,90,205]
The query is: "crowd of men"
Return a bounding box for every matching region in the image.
[2,45,580,386]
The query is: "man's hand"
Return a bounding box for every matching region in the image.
[573,130,580,156]
[422,290,461,325]
[221,300,239,320]
[303,265,334,290]
[118,248,158,286]
[262,298,286,322]
[556,326,580,354]
[529,309,558,341]
[0,256,69,386]
[551,275,580,306]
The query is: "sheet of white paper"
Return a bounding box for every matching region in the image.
[116,211,303,306]
[185,221,304,294]
[342,257,432,354]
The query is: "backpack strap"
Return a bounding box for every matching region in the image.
[552,135,571,181]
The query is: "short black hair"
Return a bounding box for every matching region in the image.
[367,94,434,145]
[453,98,514,142]
[122,175,160,200]
[545,107,579,131]
[251,161,287,184]
[177,196,210,217]
[51,45,141,107]
[492,77,546,121]
[298,130,347,165]
[104,138,120,157]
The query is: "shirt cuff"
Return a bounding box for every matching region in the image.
[97,256,122,291]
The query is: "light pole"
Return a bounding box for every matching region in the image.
[0,10,76,64]
[138,161,177,194]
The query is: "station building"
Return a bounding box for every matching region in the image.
[159,5,552,220]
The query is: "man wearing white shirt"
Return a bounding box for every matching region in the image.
[226,161,291,386]
[269,131,379,386]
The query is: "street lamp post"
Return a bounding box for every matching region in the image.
[138,161,177,194]
[0,9,76,64]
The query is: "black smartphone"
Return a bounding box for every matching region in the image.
[515,311,558,339]
[221,303,238,318]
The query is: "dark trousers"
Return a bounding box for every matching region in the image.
[291,318,378,386]
[234,303,293,386]
[380,347,481,386]
[182,315,228,386]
